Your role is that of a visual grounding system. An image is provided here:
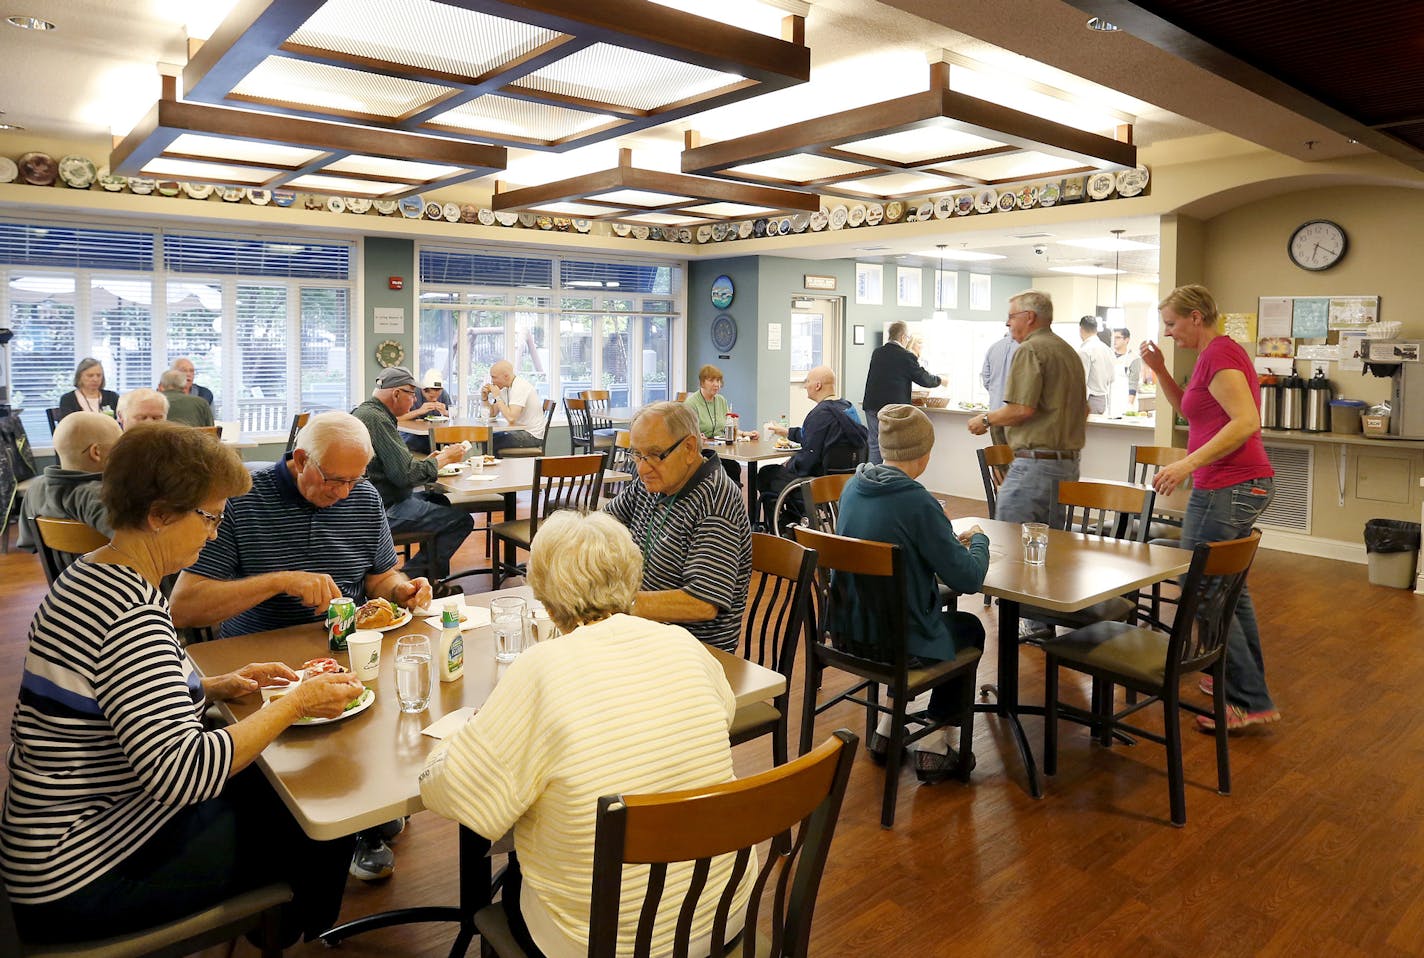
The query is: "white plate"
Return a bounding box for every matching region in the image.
[1086,172,1116,200]
[360,608,413,632]
[847,204,866,227]
[399,196,423,218]
[631,225,650,240]
[917,202,933,221]
[373,198,398,215]
[478,208,496,226]
[494,211,519,227]
[442,202,460,222]
[327,195,346,213]
[996,192,1017,212]
[279,686,375,726]
[421,605,492,631]
[0,157,16,183]
[974,189,996,213]
[58,155,97,189]
[99,173,127,192]
[1038,183,1060,208]
[611,222,632,237]
[696,225,712,243]
[739,220,754,238]
[517,212,537,228]
[863,205,882,226]
[828,206,848,229]
[955,193,974,215]
[219,186,245,202]
[808,210,827,232]
[346,197,372,214]
[1117,166,1149,197]
[182,181,213,199]
[934,196,954,219]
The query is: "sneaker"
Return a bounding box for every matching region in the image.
[913,747,976,785]
[349,832,395,881]
[1018,619,1052,643]
[1199,674,1213,696]
[1195,705,1280,733]
[866,730,889,766]
[374,817,407,843]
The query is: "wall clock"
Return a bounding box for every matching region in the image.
[711,314,738,352]
[1288,219,1347,271]
[710,274,735,309]
[375,340,405,368]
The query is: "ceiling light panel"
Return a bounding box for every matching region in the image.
[838,126,1003,164]
[165,134,324,167]
[586,188,699,206]
[141,158,281,183]
[837,171,964,196]
[288,0,561,79]
[937,149,1080,182]
[231,57,448,119]
[286,173,408,195]
[527,201,614,216]
[512,44,743,112]
[681,201,777,217]
[430,95,616,142]
[726,153,874,182]
[325,155,463,179]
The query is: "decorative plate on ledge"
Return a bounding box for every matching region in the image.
[375,340,405,368]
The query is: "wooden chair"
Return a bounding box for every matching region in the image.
[763,444,865,536]
[731,534,818,766]
[45,407,64,436]
[490,454,605,586]
[432,424,492,459]
[1129,444,1188,539]
[675,391,689,403]
[473,729,858,958]
[4,878,293,958]
[196,425,222,439]
[576,391,617,454]
[565,397,594,455]
[793,527,981,828]
[794,472,854,534]
[283,412,311,456]
[34,516,109,585]
[1042,530,1263,826]
[976,444,1014,519]
[600,429,633,498]
[431,425,503,583]
[495,400,556,459]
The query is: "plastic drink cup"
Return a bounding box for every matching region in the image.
[1022,523,1049,566]
[491,596,528,663]
[347,630,383,682]
[394,635,433,712]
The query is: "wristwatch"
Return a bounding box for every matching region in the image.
[980,413,991,430]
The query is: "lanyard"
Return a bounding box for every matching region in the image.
[643,492,680,556]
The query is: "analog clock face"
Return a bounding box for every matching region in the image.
[1288,220,1347,271]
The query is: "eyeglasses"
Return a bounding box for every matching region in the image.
[628,435,688,465]
[310,458,365,489]
[1007,310,1033,320]
[395,387,417,398]
[194,507,224,530]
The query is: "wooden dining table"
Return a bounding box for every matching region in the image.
[705,436,792,524]
[956,515,1194,798]
[185,607,784,956]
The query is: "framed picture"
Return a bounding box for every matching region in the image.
[855,263,882,305]
[804,274,836,291]
[853,325,866,345]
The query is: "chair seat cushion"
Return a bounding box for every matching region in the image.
[728,701,781,740]
[490,518,532,548]
[497,447,543,458]
[1041,620,1171,687]
[905,645,982,695]
[1021,595,1135,630]
[456,494,505,512]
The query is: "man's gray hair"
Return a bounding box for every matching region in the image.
[528,511,642,631]
[1010,289,1054,323]
[631,401,698,443]
[295,411,374,464]
[886,321,909,344]
[158,368,188,391]
[117,387,168,421]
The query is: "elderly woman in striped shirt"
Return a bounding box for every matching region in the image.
[0,423,365,947]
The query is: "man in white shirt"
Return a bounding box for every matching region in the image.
[1077,316,1116,415]
[1112,327,1142,410]
[481,360,546,453]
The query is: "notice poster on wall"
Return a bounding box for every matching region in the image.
[1221,312,1257,348]
[1258,337,1294,358]
[1257,297,1293,338]
[1328,296,1380,329]
[1338,330,1367,372]
[1291,297,1329,338]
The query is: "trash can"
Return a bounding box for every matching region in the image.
[1364,519,1421,588]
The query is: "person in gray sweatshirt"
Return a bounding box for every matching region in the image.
[17,411,122,548]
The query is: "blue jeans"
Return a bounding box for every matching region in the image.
[493,429,541,452]
[995,456,1080,528]
[385,491,474,582]
[866,412,882,465]
[1181,478,1275,713]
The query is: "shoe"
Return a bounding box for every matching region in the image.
[913,747,976,785]
[349,832,395,881]
[1199,674,1213,696]
[374,817,407,843]
[1195,705,1280,733]
[866,731,889,766]
[1018,619,1051,644]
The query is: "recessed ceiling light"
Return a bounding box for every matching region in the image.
[7,15,56,30]
[915,248,1005,262]
[1086,17,1120,32]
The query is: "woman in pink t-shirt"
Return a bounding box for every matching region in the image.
[1140,284,1279,732]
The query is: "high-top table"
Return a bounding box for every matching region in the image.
[955,515,1194,798]
[705,436,792,524]
[186,612,783,956]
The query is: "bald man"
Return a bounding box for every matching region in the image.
[17,411,122,548]
[172,356,215,406]
[116,388,168,429]
[758,365,868,521]
[480,359,545,453]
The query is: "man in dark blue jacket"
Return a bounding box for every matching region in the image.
[861,321,944,463]
[836,404,989,783]
[757,366,867,522]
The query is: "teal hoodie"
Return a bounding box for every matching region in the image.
[834,463,989,662]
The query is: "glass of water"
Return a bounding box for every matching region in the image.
[1021,523,1049,566]
[490,596,528,664]
[394,634,433,712]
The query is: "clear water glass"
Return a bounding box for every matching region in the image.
[394,634,433,712]
[1022,523,1049,566]
[491,596,528,664]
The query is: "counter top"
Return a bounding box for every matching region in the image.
[922,405,1156,430]
[1174,425,1424,449]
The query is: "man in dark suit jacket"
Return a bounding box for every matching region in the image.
[173,356,215,407]
[861,321,944,463]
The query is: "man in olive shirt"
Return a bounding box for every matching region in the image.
[967,290,1086,529]
[352,365,471,583]
[158,368,215,427]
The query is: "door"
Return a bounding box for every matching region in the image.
[787,296,843,424]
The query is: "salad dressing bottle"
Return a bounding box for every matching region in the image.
[436,601,465,682]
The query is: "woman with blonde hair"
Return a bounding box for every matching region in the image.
[1140,284,1278,732]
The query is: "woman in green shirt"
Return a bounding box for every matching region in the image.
[683,364,743,483]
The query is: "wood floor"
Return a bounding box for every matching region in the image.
[3,497,1423,956]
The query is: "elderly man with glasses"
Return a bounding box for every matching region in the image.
[350,365,472,583]
[170,410,433,883]
[603,401,751,652]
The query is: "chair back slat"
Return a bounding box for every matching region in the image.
[1057,479,1155,541]
[744,534,817,715]
[34,517,109,585]
[976,444,1013,519]
[529,454,605,540]
[565,398,593,451]
[798,473,852,533]
[588,731,857,958]
[1167,530,1262,672]
[284,412,310,455]
[1128,443,1188,483]
[794,527,905,666]
[431,424,491,456]
[580,389,615,432]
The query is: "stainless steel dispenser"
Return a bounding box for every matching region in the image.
[1304,369,1333,432]
[1278,372,1306,430]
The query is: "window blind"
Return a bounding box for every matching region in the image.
[165,234,352,279]
[0,222,154,271]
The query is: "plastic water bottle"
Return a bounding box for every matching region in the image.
[779,413,789,431]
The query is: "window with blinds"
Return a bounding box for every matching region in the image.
[417,246,683,415]
[1,220,354,441]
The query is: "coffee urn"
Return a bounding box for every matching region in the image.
[1304,369,1333,432]
[1259,374,1280,430]
[1279,372,1306,430]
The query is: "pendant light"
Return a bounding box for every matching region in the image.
[1105,229,1126,325]
[932,245,949,322]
